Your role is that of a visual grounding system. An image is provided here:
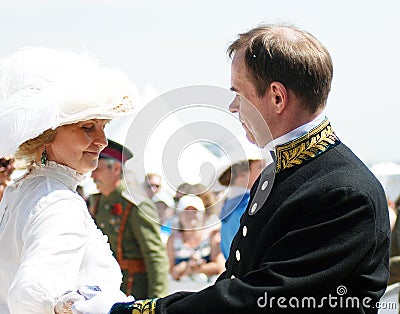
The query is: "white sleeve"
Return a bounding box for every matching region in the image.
[8,190,89,314]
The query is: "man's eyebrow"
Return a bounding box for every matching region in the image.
[230,86,238,92]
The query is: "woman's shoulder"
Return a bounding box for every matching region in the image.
[6,175,89,234]
[18,176,87,216]
[15,170,76,192]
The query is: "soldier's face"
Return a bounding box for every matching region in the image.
[91,158,113,187]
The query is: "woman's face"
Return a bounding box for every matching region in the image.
[0,158,14,183]
[46,119,109,174]
[180,207,204,230]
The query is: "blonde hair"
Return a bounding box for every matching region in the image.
[15,128,58,165]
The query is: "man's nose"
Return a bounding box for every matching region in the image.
[91,168,98,178]
[229,96,240,113]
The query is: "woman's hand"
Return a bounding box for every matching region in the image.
[71,286,134,314]
[54,290,85,314]
[188,253,206,274]
[170,261,191,280]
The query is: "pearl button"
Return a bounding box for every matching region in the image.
[236,249,241,261]
[231,275,236,279]
[250,203,258,213]
[100,223,105,228]
[242,225,248,237]
[261,180,269,190]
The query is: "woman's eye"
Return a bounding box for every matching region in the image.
[82,125,94,131]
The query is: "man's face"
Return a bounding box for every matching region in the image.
[229,48,274,147]
[147,175,161,195]
[91,158,114,188]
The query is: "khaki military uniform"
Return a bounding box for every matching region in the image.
[89,183,169,299]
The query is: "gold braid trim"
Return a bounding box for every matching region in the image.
[275,118,339,173]
[131,298,158,314]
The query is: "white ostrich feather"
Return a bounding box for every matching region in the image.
[0,47,136,157]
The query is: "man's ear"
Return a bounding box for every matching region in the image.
[113,162,123,175]
[269,81,287,114]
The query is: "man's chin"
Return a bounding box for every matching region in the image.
[245,131,256,145]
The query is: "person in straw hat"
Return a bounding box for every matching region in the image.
[0,47,136,313]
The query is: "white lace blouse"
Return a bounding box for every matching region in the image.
[0,162,122,314]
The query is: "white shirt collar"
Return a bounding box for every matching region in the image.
[14,161,85,191]
[273,114,326,148]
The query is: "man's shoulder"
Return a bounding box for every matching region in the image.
[121,190,152,206]
[320,143,383,191]
[274,142,387,214]
[121,190,159,217]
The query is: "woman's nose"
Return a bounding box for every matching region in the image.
[95,128,108,149]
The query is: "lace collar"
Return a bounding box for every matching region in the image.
[15,161,85,191]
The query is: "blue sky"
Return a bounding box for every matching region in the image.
[1,0,399,164]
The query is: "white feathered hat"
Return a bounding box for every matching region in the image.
[0,47,136,157]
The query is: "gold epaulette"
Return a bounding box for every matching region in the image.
[275,118,339,173]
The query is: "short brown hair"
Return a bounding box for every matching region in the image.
[228,24,333,113]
